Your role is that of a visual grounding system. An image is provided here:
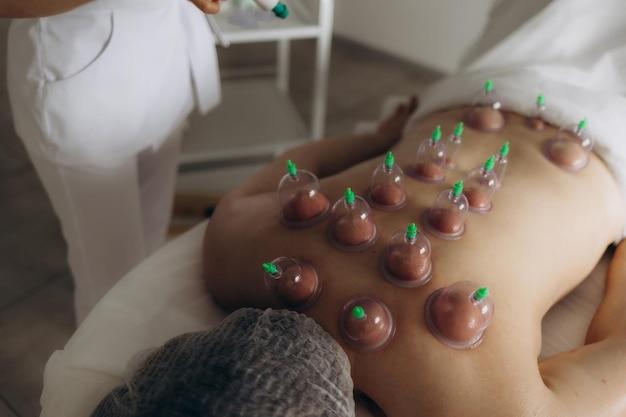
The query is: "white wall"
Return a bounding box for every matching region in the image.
[334,0,495,74]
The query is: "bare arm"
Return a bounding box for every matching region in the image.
[586,241,626,343]
[539,241,626,417]
[230,96,417,198]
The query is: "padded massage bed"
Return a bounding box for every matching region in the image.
[39,1,626,413]
[39,221,610,417]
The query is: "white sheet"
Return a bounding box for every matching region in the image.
[39,220,609,417]
[405,0,626,238]
[40,222,225,417]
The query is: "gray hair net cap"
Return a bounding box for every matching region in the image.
[91,308,355,417]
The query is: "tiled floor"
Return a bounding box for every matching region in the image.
[0,18,439,417]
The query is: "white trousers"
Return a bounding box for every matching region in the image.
[22,128,185,323]
[7,2,215,324]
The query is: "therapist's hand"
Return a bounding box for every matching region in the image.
[189,0,221,14]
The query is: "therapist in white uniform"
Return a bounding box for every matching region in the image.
[4,0,221,323]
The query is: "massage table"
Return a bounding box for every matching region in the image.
[39,220,610,417]
[39,0,626,413]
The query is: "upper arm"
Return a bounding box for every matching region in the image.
[539,337,626,417]
[230,132,389,199]
[227,147,319,199]
[586,241,626,343]
[539,242,626,417]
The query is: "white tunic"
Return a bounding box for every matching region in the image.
[7,0,221,168]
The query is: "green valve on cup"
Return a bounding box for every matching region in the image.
[352,305,366,320]
[384,151,395,171]
[499,142,510,158]
[484,79,494,94]
[431,125,442,143]
[483,155,496,172]
[406,223,418,241]
[453,122,464,138]
[344,187,355,207]
[286,159,297,178]
[452,180,464,198]
[262,262,279,276]
[473,287,489,302]
[536,93,546,108]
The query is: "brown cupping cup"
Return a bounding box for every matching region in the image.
[427,208,464,235]
[332,211,376,247]
[464,107,505,132]
[340,298,395,351]
[370,183,406,207]
[414,162,445,181]
[527,117,545,131]
[275,263,319,308]
[385,243,430,283]
[282,190,329,222]
[431,293,484,342]
[464,187,491,211]
[544,139,588,171]
[425,281,494,349]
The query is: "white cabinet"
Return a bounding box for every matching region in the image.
[180,0,334,182]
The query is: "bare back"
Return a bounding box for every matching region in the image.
[203,107,626,417]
